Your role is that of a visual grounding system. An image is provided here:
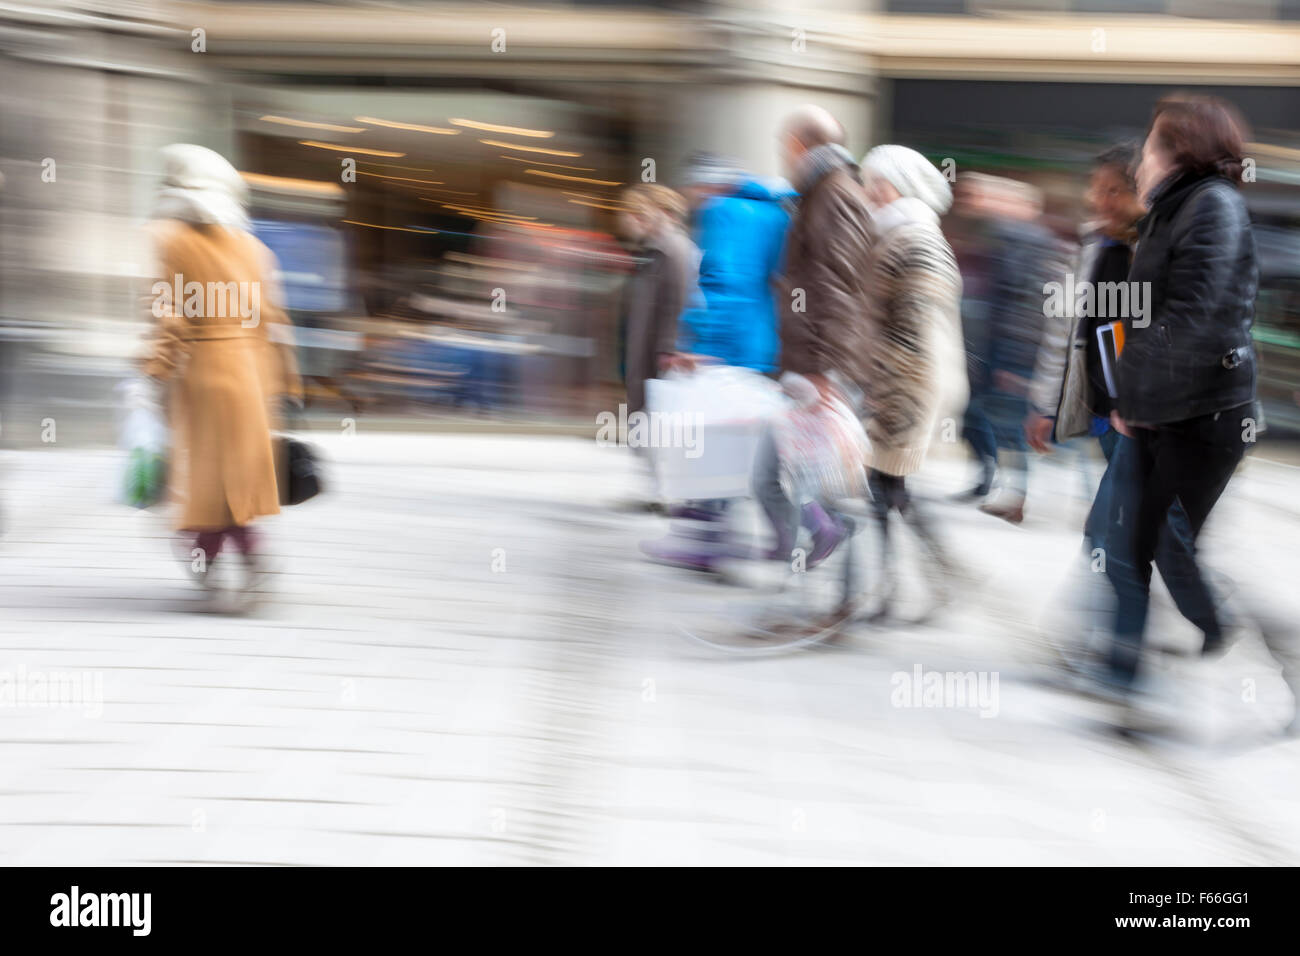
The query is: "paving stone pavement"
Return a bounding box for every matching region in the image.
[1,433,1298,865]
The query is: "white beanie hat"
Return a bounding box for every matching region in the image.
[861,145,952,215]
[154,143,250,230]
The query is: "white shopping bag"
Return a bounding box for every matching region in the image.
[645,365,788,501]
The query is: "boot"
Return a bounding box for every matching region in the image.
[640,517,724,573]
[953,460,996,502]
[803,502,845,568]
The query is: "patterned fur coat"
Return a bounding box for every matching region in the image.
[863,197,968,477]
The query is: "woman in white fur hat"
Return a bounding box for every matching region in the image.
[858,145,969,621]
[142,144,302,606]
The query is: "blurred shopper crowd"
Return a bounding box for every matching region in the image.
[609,92,1290,721]
[4,2,1300,880]
[81,84,1290,718]
[0,18,1292,723]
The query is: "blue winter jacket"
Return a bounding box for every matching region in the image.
[676,177,793,372]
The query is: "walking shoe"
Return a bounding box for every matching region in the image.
[666,505,723,522]
[951,483,991,503]
[760,544,796,563]
[639,536,719,573]
[1200,625,1245,658]
[803,502,846,568]
[187,562,218,592]
[235,549,269,612]
[818,599,861,644]
[1063,662,1139,706]
[979,495,1025,525]
[951,466,995,502]
[641,507,727,571]
[1200,596,1246,657]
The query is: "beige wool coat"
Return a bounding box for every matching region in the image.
[142,219,302,530]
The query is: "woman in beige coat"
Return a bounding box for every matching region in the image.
[142,144,301,594]
[859,144,968,621]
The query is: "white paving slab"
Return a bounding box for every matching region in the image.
[0,434,1297,865]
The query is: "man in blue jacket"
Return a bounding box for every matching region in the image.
[641,153,794,572]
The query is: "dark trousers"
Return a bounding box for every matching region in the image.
[1085,428,1124,549]
[868,470,909,518]
[195,525,256,562]
[1089,428,1218,645]
[1104,405,1249,683]
[961,397,998,475]
[867,468,954,575]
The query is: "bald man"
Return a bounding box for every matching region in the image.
[774,105,874,397]
[752,105,874,564]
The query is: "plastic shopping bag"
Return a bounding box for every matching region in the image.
[771,374,869,503]
[117,376,168,509]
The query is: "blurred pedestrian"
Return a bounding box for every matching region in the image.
[142,144,302,604]
[752,104,873,564]
[1102,95,1259,691]
[617,184,696,419]
[1026,145,1145,460]
[955,174,1063,523]
[859,145,968,619]
[640,152,793,571]
[1026,144,1217,658]
[675,151,793,373]
[615,183,697,511]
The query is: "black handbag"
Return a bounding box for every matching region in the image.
[277,435,323,506]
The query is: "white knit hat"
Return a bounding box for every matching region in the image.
[861,145,952,215]
[154,143,250,230]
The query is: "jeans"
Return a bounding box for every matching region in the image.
[961,396,998,480]
[753,425,799,554]
[964,391,1028,494]
[1089,428,1217,641]
[1084,427,1123,550]
[1103,405,1250,684]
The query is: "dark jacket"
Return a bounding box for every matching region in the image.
[621,225,698,415]
[991,218,1062,383]
[963,216,1064,399]
[1118,171,1258,427]
[779,160,874,390]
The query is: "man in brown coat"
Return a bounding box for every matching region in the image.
[776,106,874,399]
[753,105,874,564]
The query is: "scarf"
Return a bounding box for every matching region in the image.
[795,143,857,193]
[871,196,939,237]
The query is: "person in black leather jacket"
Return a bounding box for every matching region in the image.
[1104,94,1258,690]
